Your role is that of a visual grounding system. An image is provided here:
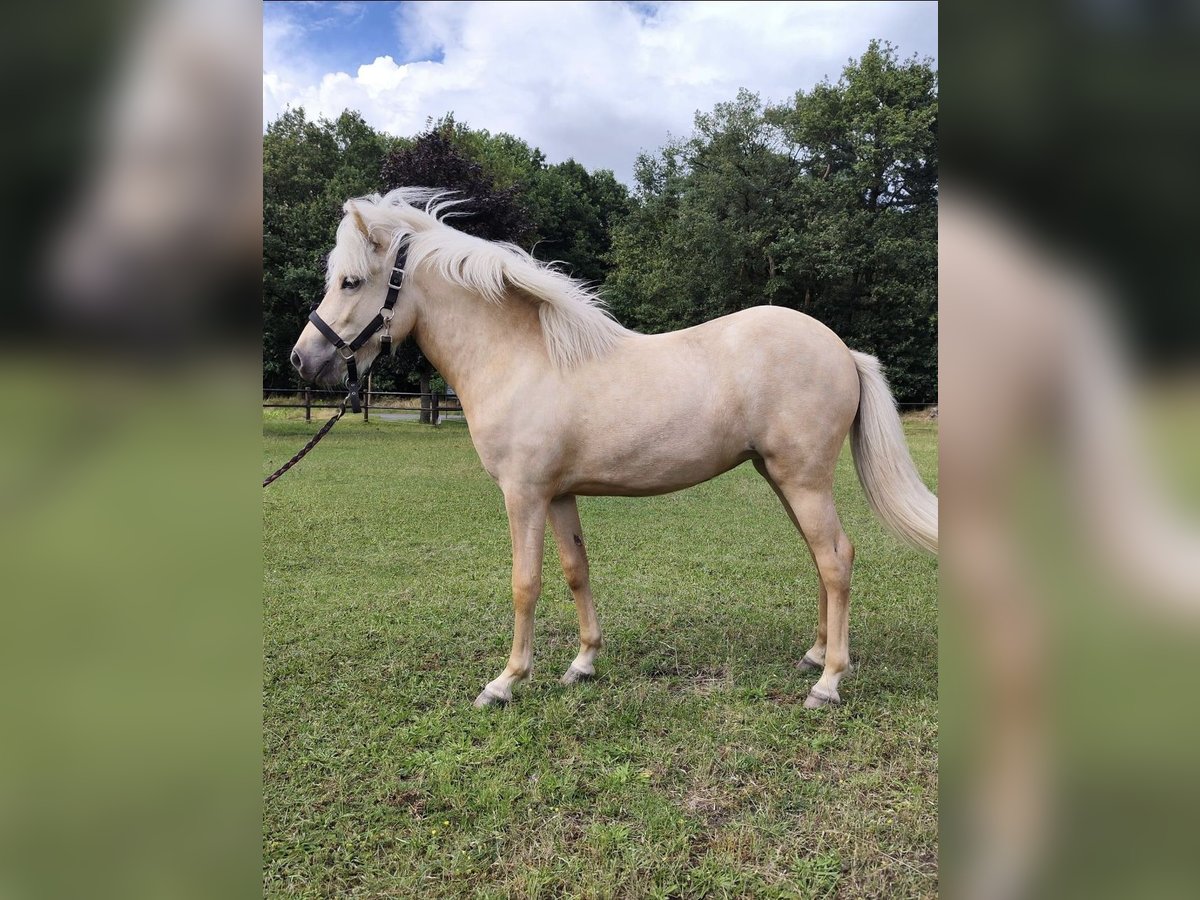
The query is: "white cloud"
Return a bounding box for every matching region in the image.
[263,1,937,183]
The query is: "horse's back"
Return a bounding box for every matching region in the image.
[616,306,859,419]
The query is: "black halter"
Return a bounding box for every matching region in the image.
[307,244,408,413]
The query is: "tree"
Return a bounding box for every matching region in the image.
[381,119,532,242]
[606,43,938,402]
[608,90,800,328]
[768,41,938,401]
[262,108,399,387]
[386,115,631,283]
[524,160,631,286]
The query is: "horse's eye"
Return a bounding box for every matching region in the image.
[341,277,361,291]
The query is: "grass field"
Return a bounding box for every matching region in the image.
[263,412,939,898]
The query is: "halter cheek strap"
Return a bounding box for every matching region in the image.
[307,244,409,413]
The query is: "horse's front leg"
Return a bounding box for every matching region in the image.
[473,487,549,707]
[549,495,602,684]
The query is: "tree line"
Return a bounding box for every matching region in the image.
[264,41,937,403]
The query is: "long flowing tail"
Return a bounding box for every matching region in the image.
[849,351,938,554]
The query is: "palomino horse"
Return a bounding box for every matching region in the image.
[290,189,938,709]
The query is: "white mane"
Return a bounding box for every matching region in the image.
[327,188,631,369]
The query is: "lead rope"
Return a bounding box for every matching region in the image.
[262,397,348,488]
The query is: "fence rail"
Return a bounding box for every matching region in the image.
[264,387,936,426]
[263,386,464,425]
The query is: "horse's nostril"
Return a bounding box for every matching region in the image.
[290,349,303,373]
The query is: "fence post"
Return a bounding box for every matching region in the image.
[364,372,371,422]
[431,391,440,426]
[304,387,311,421]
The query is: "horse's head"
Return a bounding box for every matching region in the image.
[290,200,418,387]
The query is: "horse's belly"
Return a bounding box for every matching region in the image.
[563,438,755,497]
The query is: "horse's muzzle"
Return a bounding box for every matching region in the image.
[290,347,336,386]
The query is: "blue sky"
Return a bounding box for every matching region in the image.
[264,2,439,74]
[263,1,937,184]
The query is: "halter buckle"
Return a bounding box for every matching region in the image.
[388,271,405,290]
[338,346,355,360]
[378,307,394,348]
[343,374,362,413]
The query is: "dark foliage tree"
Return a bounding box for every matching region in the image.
[263,110,632,403]
[381,120,532,242]
[379,120,537,417]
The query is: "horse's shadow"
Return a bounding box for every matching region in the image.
[524,597,937,706]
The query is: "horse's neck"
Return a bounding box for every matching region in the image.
[411,278,546,406]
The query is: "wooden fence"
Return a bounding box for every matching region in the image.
[265,386,935,427]
[263,383,464,425]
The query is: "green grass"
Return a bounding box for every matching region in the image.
[264,415,938,898]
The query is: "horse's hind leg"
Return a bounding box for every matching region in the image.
[755,460,855,707]
[795,494,854,708]
[753,461,829,673]
[548,495,602,684]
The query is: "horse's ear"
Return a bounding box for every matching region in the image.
[350,208,382,251]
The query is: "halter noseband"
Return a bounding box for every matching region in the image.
[307,243,409,413]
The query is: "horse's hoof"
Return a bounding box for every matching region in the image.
[803,686,841,709]
[473,687,510,708]
[560,665,594,685]
[796,654,823,672]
